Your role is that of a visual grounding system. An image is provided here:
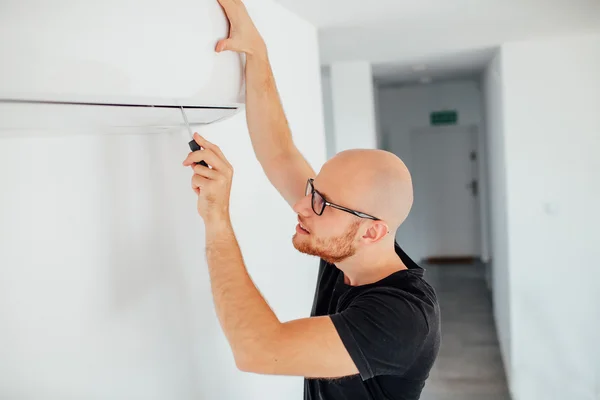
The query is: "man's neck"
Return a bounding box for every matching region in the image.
[336,243,407,287]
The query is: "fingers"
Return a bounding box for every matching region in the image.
[216,39,228,53]
[186,134,233,171]
[192,163,218,180]
[216,38,239,53]
[216,0,245,28]
[193,133,231,166]
[183,134,233,201]
[191,174,210,192]
[217,0,247,18]
[215,0,266,56]
[183,147,227,172]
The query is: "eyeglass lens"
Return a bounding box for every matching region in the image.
[307,180,325,215]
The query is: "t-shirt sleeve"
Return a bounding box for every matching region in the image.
[329,288,428,380]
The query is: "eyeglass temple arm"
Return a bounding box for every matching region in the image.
[326,202,379,220]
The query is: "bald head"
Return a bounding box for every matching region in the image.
[318,149,413,232]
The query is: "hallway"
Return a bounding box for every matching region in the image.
[421,263,511,400]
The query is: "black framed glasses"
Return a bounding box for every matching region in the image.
[305,178,380,220]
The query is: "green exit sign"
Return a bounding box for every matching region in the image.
[430,110,458,126]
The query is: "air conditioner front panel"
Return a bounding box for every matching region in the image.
[0,0,245,135]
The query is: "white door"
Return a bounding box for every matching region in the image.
[409,125,481,261]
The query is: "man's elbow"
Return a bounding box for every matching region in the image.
[233,326,283,373]
[234,349,278,374]
[234,352,255,373]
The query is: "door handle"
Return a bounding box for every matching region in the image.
[467,180,478,197]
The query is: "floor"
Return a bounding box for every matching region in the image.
[420,263,511,400]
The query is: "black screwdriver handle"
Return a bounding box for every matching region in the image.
[188,140,209,168]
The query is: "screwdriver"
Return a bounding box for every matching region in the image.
[180,106,209,168]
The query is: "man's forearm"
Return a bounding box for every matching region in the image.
[204,216,281,365]
[245,52,295,164]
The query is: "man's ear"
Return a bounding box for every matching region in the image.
[362,221,390,243]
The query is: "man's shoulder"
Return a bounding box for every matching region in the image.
[347,271,439,320]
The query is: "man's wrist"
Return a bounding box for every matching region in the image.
[204,213,237,260]
[204,212,232,232]
[246,42,269,63]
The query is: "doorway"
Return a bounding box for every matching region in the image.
[409,124,481,262]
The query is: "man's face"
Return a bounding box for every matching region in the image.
[292,176,363,264]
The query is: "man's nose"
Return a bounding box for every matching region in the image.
[293,194,313,217]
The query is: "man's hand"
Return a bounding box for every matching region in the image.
[215,0,267,56]
[183,133,233,222]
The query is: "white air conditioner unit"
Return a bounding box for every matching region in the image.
[0,0,245,136]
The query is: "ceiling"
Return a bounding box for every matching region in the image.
[373,47,496,86]
[276,0,498,29]
[276,0,600,82]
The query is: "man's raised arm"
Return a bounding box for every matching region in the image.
[216,0,316,207]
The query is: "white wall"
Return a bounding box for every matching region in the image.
[0,1,327,399]
[504,33,600,400]
[329,61,378,152]
[378,80,490,262]
[482,51,512,382]
[483,32,600,400]
[320,67,337,159]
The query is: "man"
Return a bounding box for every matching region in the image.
[181,0,441,398]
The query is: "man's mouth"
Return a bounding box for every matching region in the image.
[297,220,310,234]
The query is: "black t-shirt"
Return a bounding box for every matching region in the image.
[304,242,440,400]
